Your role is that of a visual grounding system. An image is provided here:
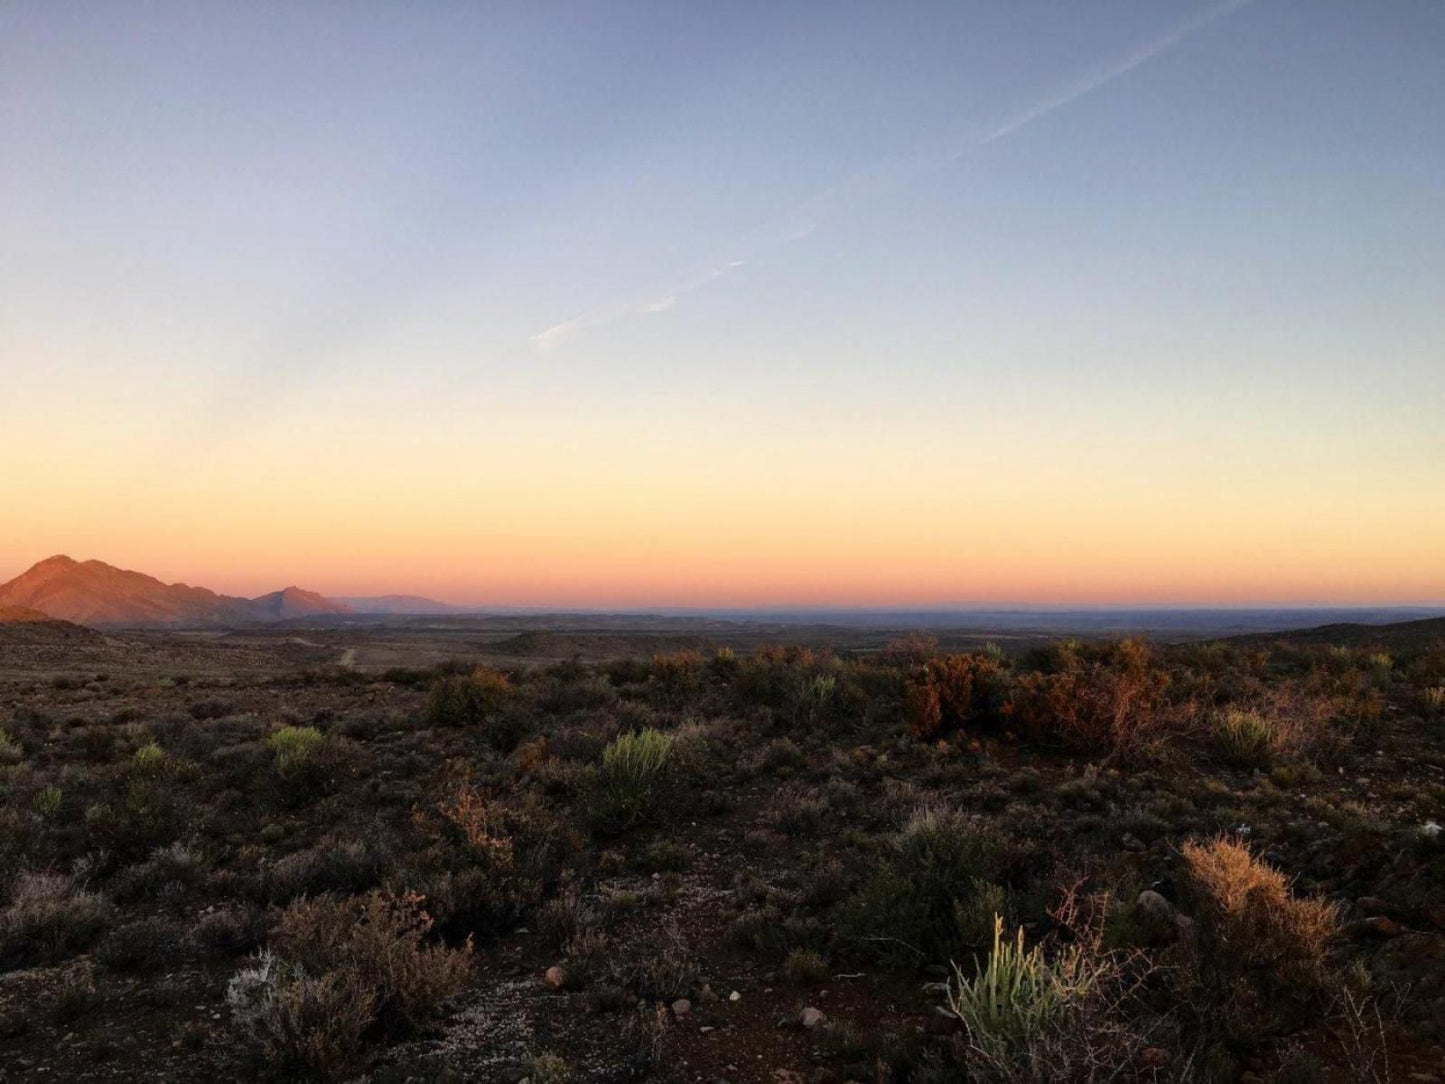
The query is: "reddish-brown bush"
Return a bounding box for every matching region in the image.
[1003,640,1168,756]
[903,653,1006,738]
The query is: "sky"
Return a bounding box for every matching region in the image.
[2,1,1442,607]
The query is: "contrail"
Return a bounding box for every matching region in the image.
[978,0,1253,146]
[529,0,1253,353]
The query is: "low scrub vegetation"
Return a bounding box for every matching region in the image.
[227,891,471,1079]
[591,728,674,833]
[2,627,1441,1080]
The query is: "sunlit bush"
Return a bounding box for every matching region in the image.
[267,725,324,778]
[592,729,674,833]
[424,667,513,728]
[1213,709,1275,767]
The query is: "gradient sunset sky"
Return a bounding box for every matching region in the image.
[2,1,1442,607]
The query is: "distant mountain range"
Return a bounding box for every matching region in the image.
[0,556,351,627]
[333,594,470,615]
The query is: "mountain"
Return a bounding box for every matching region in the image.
[0,556,351,627]
[335,594,470,615]
[249,587,351,621]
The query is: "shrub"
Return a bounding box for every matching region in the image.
[0,729,23,766]
[947,915,1102,1063]
[95,917,178,973]
[265,837,390,903]
[844,806,1004,964]
[188,697,234,720]
[267,726,324,777]
[0,871,112,967]
[193,905,268,957]
[1003,639,1168,757]
[783,947,830,985]
[1213,709,1275,767]
[32,784,63,819]
[904,653,1007,738]
[228,891,472,1079]
[424,667,512,728]
[437,785,515,867]
[227,952,373,1080]
[592,729,674,833]
[131,740,167,778]
[526,1052,577,1084]
[1425,686,1445,716]
[1179,837,1339,1037]
[651,650,705,705]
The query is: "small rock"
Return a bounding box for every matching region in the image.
[1121,833,1145,853]
[800,1006,825,1029]
[1136,890,1182,943]
[671,998,692,1018]
[729,990,742,1002]
[1136,889,1174,924]
[543,965,567,990]
[1174,914,1197,943]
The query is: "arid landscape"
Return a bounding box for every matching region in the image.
[6,2,1443,1081]
[3,572,1444,1081]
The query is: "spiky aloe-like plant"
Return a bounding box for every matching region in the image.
[946,915,1100,1060]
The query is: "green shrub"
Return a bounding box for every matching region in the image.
[782,947,830,985]
[844,806,1004,964]
[0,729,23,766]
[1424,686,1445,716]
[33,784,63,819]
[526,1052,577,1084]
[592,729,674,833]
[131,740,166,778]
[946,915,1102,1062]
[424,667,512,728]
[267,726,324,778]
[1213,710,1275,767]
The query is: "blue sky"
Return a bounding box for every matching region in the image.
[1,2,1442,604]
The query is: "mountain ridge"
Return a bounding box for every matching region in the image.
[0,556,350,627]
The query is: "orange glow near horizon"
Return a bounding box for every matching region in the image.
[5,402,1443,606]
